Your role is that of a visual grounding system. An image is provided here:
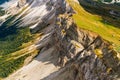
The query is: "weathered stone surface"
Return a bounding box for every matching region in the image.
[4,0,120,80]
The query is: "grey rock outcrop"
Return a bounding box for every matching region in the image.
[4,0,120,80]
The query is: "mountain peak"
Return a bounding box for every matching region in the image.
[0,0,119,80]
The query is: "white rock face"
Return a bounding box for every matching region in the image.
[4,0,72,80]
[5,0,70,30]
[5,47,60,80]
[0,0,18,9]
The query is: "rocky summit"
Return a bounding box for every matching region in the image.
[0,0,120,80]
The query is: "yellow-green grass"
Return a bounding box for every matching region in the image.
[67,0,120,51]
[0,6,42,78]
[0,33,40,78]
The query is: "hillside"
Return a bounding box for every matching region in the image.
[0,0,119,80]
[67,0,120,52]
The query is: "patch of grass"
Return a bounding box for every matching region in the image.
[67,0,120,51]
[0,14,33,55]
[0,27,33,78]
[0,37,39,78]
[0,27,32,55]
[0,12,40,78]
[0,54,30,78]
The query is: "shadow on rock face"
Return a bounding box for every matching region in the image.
[34,15,79,67]
[34,13,120,80]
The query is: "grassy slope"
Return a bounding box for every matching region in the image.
[0,31,40,78]
[0,9,40,78]
[67,0,120,52]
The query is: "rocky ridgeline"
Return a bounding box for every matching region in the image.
[5,0,120,80]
